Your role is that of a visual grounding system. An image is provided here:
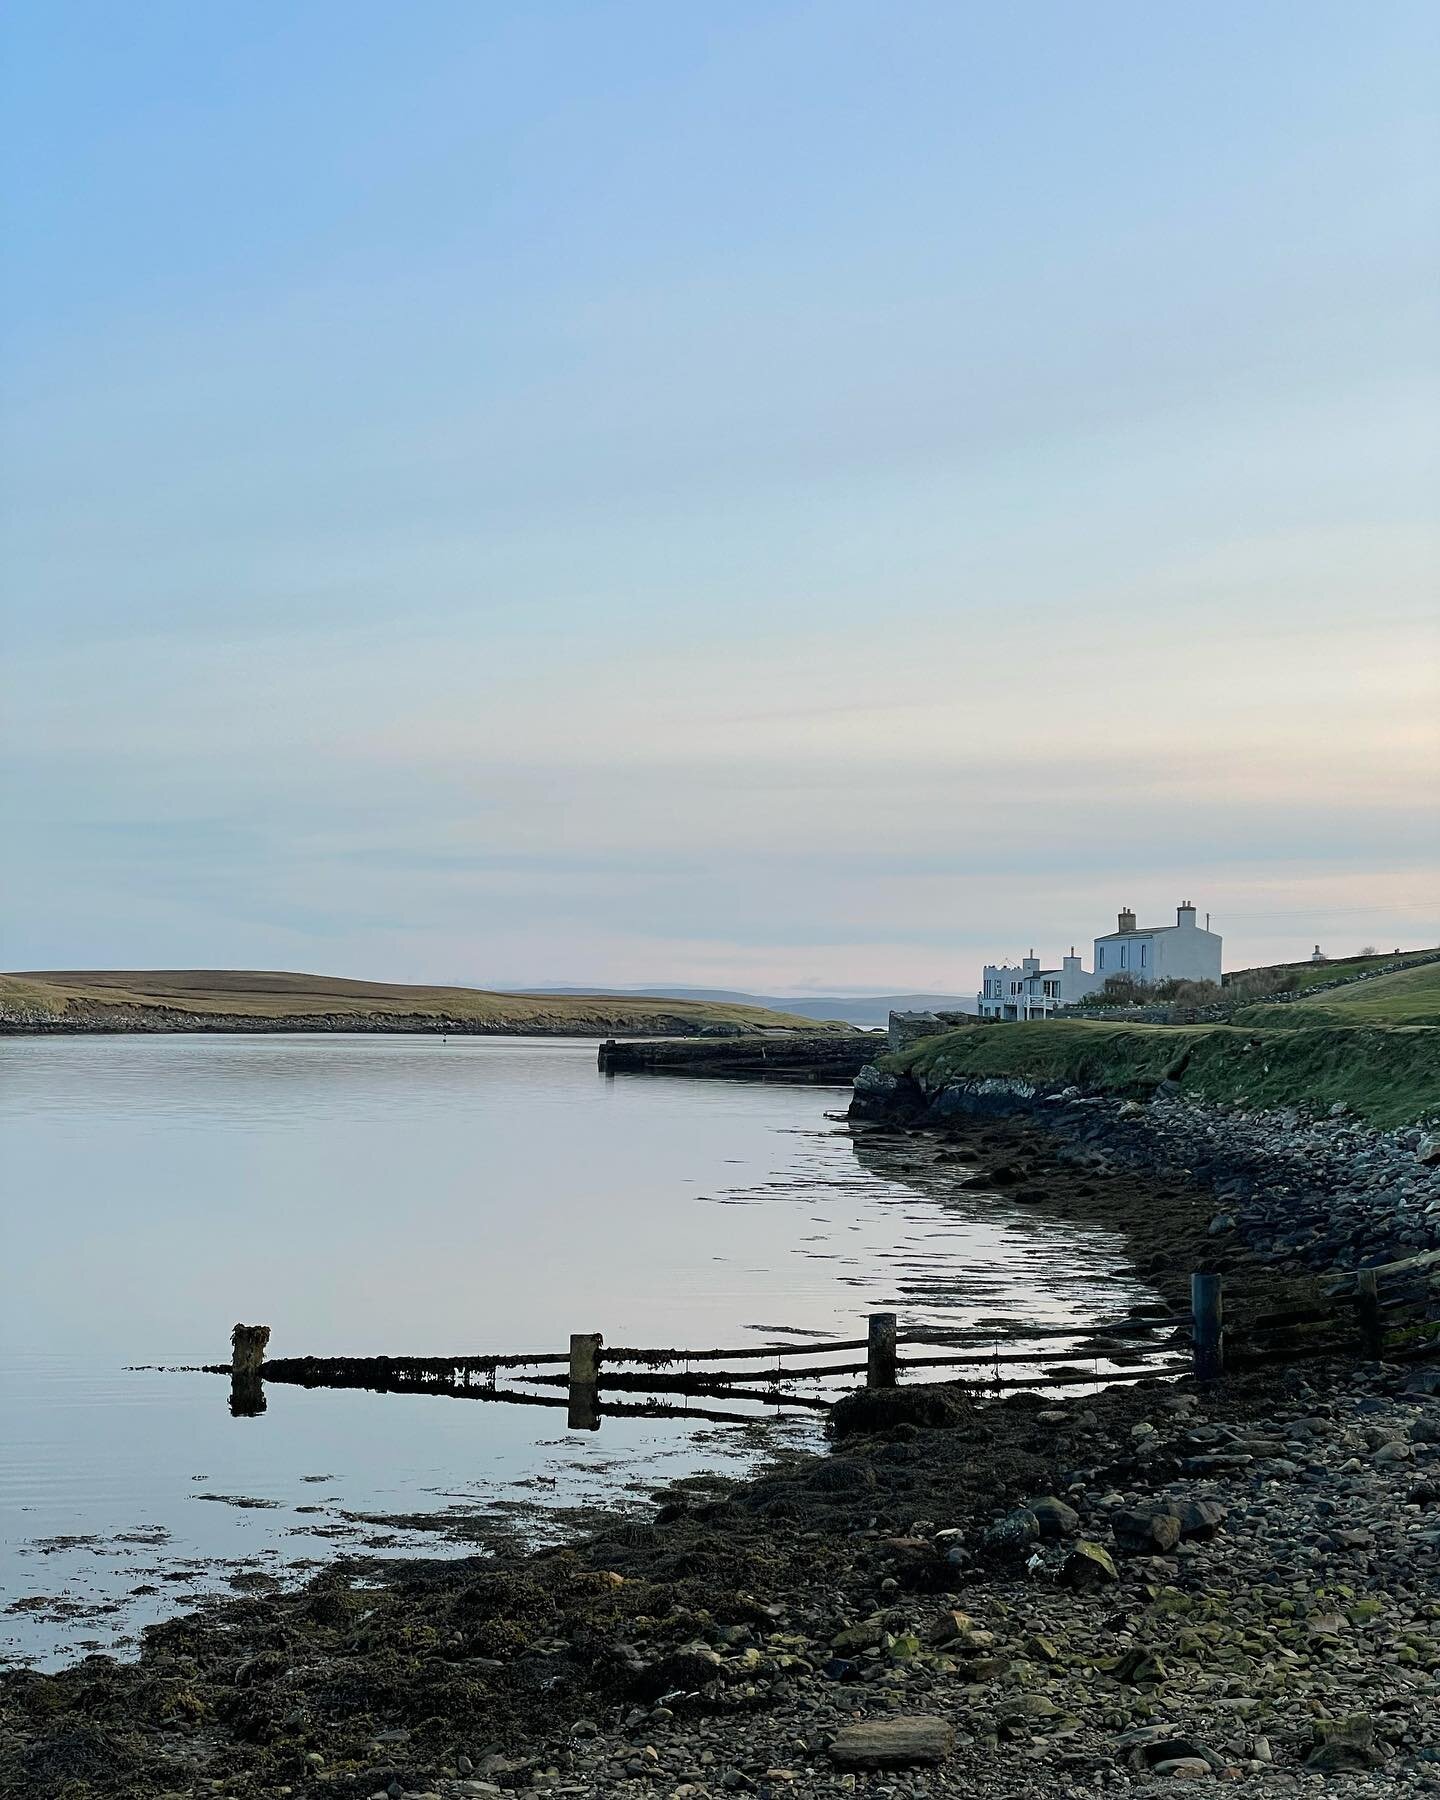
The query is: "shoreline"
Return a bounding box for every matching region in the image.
[6,1087,1439,1795]
[0,1013,861,1041]
[0,973,862,1044]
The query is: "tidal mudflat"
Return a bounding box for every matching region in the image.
[1,1035,1158,1667]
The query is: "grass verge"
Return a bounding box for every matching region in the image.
[1234,959,1440,1030]
[888,1018,1440,1130]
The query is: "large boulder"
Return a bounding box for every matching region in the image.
[1112,1508,1182,1555]
[828,1716,955,1769]
[1306,1716,1386,1772]
[850,1065,923,1121]
[1173,1498,1227,1539]
[1029,1495,1081,1539]
[1062,1541,1119,1588]
[830,1381,973,1438]
[979,1506,1041,1562]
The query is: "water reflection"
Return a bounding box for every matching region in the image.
[0,1034,1164,1667]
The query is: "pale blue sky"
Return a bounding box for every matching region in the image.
[3,1,1437,989]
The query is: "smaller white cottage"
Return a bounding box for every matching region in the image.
[976,949,1102,1021]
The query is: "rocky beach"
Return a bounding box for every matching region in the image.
[5,1072,1439,1800]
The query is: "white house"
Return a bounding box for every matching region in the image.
[1092,902,1221,986]
[976,902,1223,1019]
[977,948,1103,1021]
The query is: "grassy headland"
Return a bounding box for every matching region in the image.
[889,1016,1440,1129]
[0,969,854,1038]
[1234,957,1440,1029]
[1227,945,1438,998]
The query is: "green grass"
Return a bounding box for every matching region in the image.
[889,1017,1440,1129]
[0,969,855,1036]
[1225,946,1437,997]
[1234,959,1440,1030]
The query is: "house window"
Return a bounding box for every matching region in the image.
[1120,944,1128,969]
[1098,947,1106,969]
[1140,943,1148,967]
[1043,980,1058,998]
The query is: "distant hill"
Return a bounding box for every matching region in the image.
[0,970,860,1038]
[513,986,978,1029]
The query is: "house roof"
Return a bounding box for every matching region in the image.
[1096,922,1219,941]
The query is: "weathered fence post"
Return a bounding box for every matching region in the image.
[1354,1269,1383,1359]
[1191,1273,1224,1382]
[230,1322,271,1417]
[866,1312,898,1389]
[568,1331,602,1430]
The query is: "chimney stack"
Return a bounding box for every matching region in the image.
[1177,901,1197,928]
[1118,907,1137,934]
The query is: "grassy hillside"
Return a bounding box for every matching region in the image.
[0,969,854,1036]
[889,1018,1440,1129]
[1225,946,1437,997]
[1235,959,1440,1029]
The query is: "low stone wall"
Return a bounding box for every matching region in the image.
[887,1009,973,1052]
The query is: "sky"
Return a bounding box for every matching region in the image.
[3,1,1438,993]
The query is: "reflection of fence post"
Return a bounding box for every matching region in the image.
[866,1313,897,1389]
[230,1322,271,1417]
[568,1331,602,1430]
[1191,1274,1224,1382]
[1354,1269,1382,1359]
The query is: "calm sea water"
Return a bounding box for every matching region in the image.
[1,1034,1156,1667]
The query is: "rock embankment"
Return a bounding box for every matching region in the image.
[852,1065,1440,1282]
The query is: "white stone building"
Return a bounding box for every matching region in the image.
[976,902,1223,1019]
[1092,902,1221,986]
[976,949,1102,1021]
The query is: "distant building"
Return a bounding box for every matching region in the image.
[1092,902,1221,986]
[977,902,1223,1020]
[1311,944,1328,963]
[977,948,1102,1021]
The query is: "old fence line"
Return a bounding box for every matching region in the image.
[222,1309,1190,1429]
[217,1254,1437,1428]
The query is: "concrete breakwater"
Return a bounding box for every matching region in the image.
[598,1032,881,1081]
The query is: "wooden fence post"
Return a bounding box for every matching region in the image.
[230,1322,271,1417]
[1354,1269,1383,1359]
[1191,1273,1224,1382]
[568,1331,602,1430]
[867,1313,898,1389]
